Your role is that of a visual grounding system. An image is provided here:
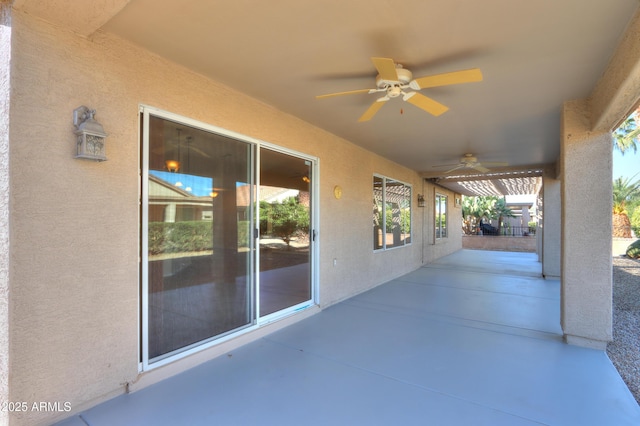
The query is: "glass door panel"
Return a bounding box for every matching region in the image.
[258,149,312,317]
[146,115,254,362]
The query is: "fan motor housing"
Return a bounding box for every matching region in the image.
[376,67,413,89]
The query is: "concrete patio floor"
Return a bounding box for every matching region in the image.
[57,249,640,425]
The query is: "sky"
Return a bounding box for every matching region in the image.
[613,148,640,180]
[151,170,213,196]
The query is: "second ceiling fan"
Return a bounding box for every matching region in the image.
[316,57,483,122]
[433,153,508,174]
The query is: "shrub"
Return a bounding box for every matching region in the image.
[631,207,640,237]
[148,221,213,254]
[626,239,640,259]
[260,197,309,246]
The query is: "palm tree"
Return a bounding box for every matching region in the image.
[492,197,516,235]
[462,196,496,234]
[613,109,640,155]
[612,173,640,238]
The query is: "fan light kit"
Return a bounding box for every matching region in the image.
[316,57,483,122]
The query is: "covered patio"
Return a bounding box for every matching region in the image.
[58,250,640,426]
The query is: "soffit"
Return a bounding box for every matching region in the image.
[14,1,640,176]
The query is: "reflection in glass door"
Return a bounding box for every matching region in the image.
[142,109,316,367]
[144,114,254,363]
[258,149,312,317]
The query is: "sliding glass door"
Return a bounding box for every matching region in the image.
[143,113,254,363]
[258,149,312,317]
[142,108,316,367]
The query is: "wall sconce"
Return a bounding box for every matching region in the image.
[417,194,425,207]
[73,106,107,161]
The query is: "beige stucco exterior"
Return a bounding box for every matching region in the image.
[560,100,613,349]
[1,4,11,426]
[542,173,561,278]
[2,9,462,425]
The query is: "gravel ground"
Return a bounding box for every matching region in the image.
[607,255,640,405]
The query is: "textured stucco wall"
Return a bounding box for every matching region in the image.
[542,175,561,278]
[421,181,463,264]
[8,11,429,425]
[0,3,11,426]
[560,99,612,349]
[462,236,536,252]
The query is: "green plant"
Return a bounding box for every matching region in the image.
[461,195,497,234]
[631,207,640,238]
[613,173,640,238]
[613,109,640,155]
[260,197,309,246]
[492,198,516,235]
[626,239,640,259]
[148,221,213,255]
[613,173,640,214]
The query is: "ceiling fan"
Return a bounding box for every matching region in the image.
[433,154,508,174]
[316,57,482,122]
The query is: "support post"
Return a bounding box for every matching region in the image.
[560,99,613,349]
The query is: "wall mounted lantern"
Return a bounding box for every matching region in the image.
[73,106,107,161]
[417,194,425,207]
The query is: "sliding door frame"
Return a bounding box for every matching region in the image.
[139,105,319,370]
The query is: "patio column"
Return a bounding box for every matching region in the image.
[560,99,612,349]
[542,170,561,278]
[0,3,10,424]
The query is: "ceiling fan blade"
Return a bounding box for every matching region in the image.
[432,163,461,168]
[371,57,399,81]
[444,164,465,174]
[481,162,509,167]
[410,68,483,90]
[358,99,387,122]
[403,92,449,116]
[471,164,490,173]
[194,147,213,158]
[316,88,374,99]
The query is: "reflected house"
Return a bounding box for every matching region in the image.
[148,173,215,224]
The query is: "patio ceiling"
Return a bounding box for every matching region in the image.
[13,0,640,195]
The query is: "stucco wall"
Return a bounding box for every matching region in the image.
[7,11,439,425]
[421,181,463,263]
[560,99,612,349]
[462,236,536,252]
[0,3,11,426]
[542,176,561,278]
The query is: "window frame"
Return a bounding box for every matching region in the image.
[373,174,412,251]
[435,193,448,240]
[139,105,320,370]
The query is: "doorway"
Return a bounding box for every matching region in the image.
[141,107,317,367]
[258,148,313,317]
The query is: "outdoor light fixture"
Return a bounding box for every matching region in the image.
[73,106,107,161]
[165,159,180,172]
[165,128,182,172]
[417,194,425,207]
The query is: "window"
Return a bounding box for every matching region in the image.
[373,175,411,250]
[436,193,447,239]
